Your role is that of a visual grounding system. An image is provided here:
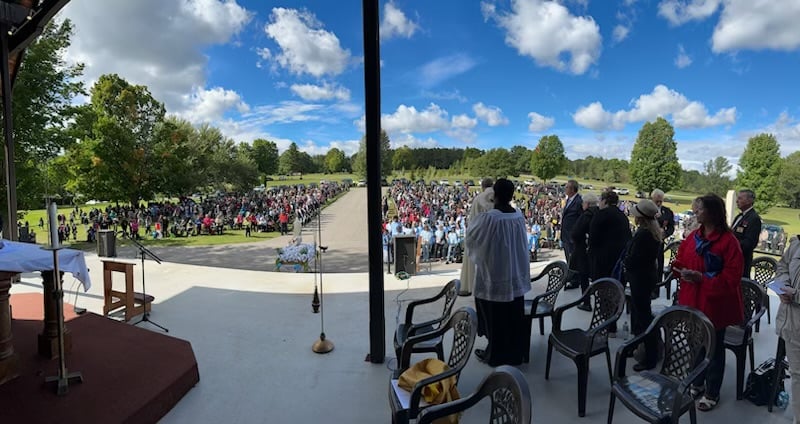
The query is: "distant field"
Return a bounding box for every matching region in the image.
[265,172,358,187]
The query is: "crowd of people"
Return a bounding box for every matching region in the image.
[40,182,346,242]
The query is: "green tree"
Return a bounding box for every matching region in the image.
[509,145,531,176]
[530,135,566,181]
[392,146,414,171]
[3,19,85,211]
[324,148,346,173]
[738,133,782,213]
[68,74,166,205]
[629,117,681,193]
[279,142,302,175]
[778,152,800,208]
[702,156,733,197]
[353,129,392,178]
[471,148,514,179]
[251,139,279,177]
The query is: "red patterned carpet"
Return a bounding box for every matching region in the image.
[0,293,199,424]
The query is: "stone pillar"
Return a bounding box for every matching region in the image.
[38,270,71,359]
[0,271,20,386]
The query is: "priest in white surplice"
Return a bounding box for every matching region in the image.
[465,178,531,367]
[459,178,495,296]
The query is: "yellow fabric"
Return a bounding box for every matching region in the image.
[398,358,461,424]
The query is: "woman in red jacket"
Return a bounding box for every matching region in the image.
[673,193,744,412]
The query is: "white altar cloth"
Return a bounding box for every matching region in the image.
[0,241,92,291]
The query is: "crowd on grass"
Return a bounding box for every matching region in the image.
[38,182,346,243]
[381,180,586,264]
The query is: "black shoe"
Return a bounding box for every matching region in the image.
[577,303,592,312]
[633,362,656,372]
[475,349,489,363]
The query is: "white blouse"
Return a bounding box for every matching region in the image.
[465,209,531,302]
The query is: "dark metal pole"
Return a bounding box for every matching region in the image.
[0,25,17,241]
[362,0,385,364]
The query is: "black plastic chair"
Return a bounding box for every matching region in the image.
[416,365,532,424]
[389,307,478,424]
[523,260,568,362]
[751,256,777,332]
[608,305,716,424]
[394,279,460,361]
[545,277,625,417]
[726,278,766,400]
[661,240,681,299]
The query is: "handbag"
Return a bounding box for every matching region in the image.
[743,358,784,407]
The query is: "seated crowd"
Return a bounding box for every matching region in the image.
[55,182,345,242]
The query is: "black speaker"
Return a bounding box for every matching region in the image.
[394,235,417,275]
[97,229,117,257]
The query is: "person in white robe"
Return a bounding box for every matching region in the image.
[466,178,531,366]
[459,178,495,296]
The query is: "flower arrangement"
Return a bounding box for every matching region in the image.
[275,243,316,272]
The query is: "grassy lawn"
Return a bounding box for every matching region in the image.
[265,172,359,187]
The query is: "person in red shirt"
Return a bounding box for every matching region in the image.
[673,194,744,412]
[278,211,289,235]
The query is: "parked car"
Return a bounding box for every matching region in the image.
[613,188,630,195]
[454,180,463,187]
[439,179,450,186]
[583,184,594,190]
[464,179,475,186]
[357,180,366,187]
[635,191,647,199]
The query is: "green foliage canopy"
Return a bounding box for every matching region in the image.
[738,133,781,213]
[629,117,681,193]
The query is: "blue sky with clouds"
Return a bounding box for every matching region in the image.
[60,0,800,171]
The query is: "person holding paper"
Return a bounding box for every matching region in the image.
[775,234,800,423]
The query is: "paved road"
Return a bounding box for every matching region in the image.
[110,187,566,273]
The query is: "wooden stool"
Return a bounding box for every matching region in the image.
[102,260,153,322]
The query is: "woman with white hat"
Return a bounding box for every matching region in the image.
[625,199,662,371]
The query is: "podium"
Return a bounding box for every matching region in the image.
[102,260,153,322]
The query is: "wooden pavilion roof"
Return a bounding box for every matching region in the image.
[2,0,70,93]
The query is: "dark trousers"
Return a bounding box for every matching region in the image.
[694,328,726,398]
[563,236,575,281]
[476,296,525,366]
[629,280,657,366]
[577,272,591,306]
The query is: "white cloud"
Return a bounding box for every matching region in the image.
[482,0,602,75]
[299,139,361,156]
[573,102,616,131]
[391,134,441,149]
[612,25,630,43]
[451,114,478,129]
[290,82,350,101]
[573,85,736,131]
[712,1,800,52]
[418,54,477,88]
[658,1,800,52]
[473,102,509,126]
[263,8,351,77]
[381,103,451,134]
[658,0,721,26]
[674,44,692,68]
[380,2,419,40]
[421,89,469,103]
[61,0,252,111]
[176,87,250,124]
[527,112,555,132]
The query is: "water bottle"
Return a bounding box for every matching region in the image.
[777,391,789,410]
[621,321,630,339]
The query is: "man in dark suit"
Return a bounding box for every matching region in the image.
[651,189,675,297]
[732,189,761,278]
[561,180,583,289]
[589,190,631,334]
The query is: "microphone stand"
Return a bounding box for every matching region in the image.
[123,232,168,332]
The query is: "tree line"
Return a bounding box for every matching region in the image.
[2,20,798,215]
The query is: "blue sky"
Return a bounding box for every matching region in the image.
[60,0,800,171]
